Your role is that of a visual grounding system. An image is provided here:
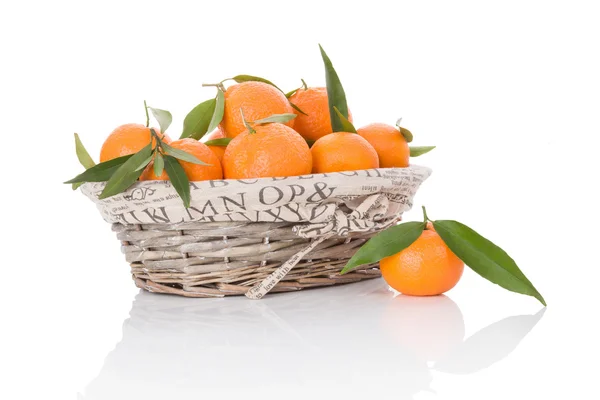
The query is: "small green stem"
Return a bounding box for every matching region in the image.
[301,78,307,90]
[203,82,227,92]
[144,100,150,127]
[422,206,430,224]
[149,128,163,149]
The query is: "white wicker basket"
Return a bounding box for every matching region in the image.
[82,166,431,298]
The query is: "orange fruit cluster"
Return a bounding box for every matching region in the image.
[98,80,414,182]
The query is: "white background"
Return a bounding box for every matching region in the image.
[1,0,599,399]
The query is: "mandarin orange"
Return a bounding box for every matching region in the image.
[222,123,311,179]
[100,123,171,162]
[220,82,294,138]
[380,225,464,296]
[288,87,353,141]
[357,123,410,168]
[311,132,379,173]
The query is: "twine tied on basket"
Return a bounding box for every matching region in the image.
[245,193,397,299]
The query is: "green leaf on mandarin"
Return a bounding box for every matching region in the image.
[206,89,225,134]
[252,113,297,125]
[333,106,357,133]
[289,101,308,116]
[181,98,217,140]
[319,44,350,133]
[432,219,546,306]
[153,152,164,177]
[161,142,211,165]
[204,138,232,146]
[341,221,426,274]
[98,144,153,199]
[231,74,284,92]
[409,146,436,157]
[147,106,173,134]
[74,133,95,169]
[163,155,191,208]
[64,154,134,184]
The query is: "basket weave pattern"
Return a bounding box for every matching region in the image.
[116,221,383,298]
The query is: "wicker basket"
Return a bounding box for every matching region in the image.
[116,221,384,298]
[83,166,431,299]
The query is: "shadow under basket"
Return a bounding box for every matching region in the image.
[116,221,382,298]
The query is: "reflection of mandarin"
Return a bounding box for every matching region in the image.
[380,226,464,296]
[357,123,410,168]
[382,294,465,362]
[100,123,171,162]
[222,123,311,179]
[288,87,353,141]
[140,138,222,181]
[202,127,227,162]
[220,82,294,138]
[311,132,379,173]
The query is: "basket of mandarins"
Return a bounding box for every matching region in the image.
[66,45,434,299]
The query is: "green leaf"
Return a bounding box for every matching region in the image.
[232,74,283,92]
[333,106,357,133]
[410,146,436,157]
[285,79,308,98]
[161,142,211,165]
[134,155,153,171]
[72,133,96,189]
[319,44,349,132]
[240,109,256,134]
[74,133,95,169]
[163,155,191,208]
[252,113,297,125]
[147,106,173,134]
[400,127,413,143]
[289,101,308,116]
[64,154,134,184]
[433,220,546,306]
[204,138,232,146]
[395,119,413,142]
[206,89,225,133]
[285,88,299,98]
[181,98,217,140]
[99,144,153,199]
[341,221,425,274]
[153,153,164,176]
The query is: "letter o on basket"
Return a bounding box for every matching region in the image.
[259,186,285,205]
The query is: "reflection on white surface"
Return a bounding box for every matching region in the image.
[82,279,544,399]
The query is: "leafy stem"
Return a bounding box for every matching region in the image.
[286,79,309,98]
[301,78,308,90]
[202,82,227,92]
[150,128,164,151]
[144,100,150,127]
[422,206,430,224]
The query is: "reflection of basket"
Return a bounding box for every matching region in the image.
[82,166,431,298]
